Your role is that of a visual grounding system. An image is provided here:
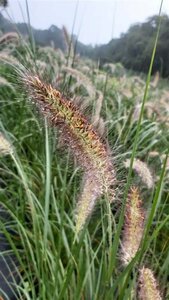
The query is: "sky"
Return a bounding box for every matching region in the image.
[1,0,169,45]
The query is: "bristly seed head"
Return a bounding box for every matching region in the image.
[124,158,154,189]
[121,186,145,265]
[22,74,116,232]
[139,267,162,300]
[0,132,13,156]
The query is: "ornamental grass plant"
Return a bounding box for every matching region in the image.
[0,1,168,299]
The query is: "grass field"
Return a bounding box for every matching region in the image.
[0,24,169,299]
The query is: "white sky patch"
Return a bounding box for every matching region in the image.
[2,0,168,45]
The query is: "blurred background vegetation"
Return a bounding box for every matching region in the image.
[1,8,169,77]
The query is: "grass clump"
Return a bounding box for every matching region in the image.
[0,7,169,299]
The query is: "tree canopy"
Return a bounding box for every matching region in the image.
[93,14,169,77]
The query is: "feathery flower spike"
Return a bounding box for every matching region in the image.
[0,32,19,44]
[62,66,96,98]
[121,186,145,265]
[124,158,154,189]
[22,74,116,232]
[139,267,162,300]
[0,132,13,156]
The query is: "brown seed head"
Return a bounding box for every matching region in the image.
[22,74,116,232]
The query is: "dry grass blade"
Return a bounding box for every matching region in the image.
[62,25,74,67]
[92,91,104,126]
